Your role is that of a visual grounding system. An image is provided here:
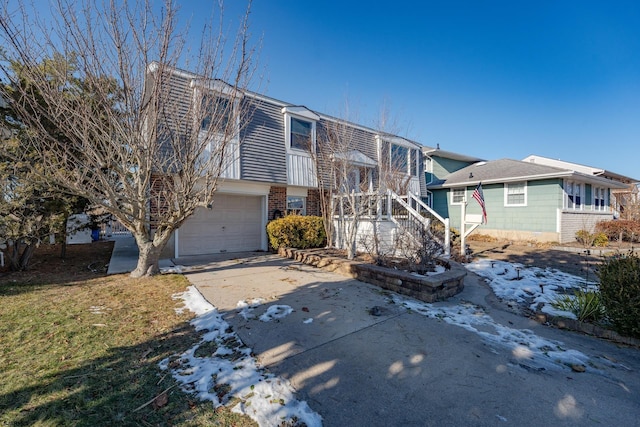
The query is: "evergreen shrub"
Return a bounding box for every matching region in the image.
[598,252,640,338]
[266,215,326,250]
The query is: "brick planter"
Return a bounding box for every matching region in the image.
[278,247,466,303]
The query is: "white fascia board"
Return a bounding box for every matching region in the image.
[332,150,378,167]
[216,180,271,196]
[376,134,421,149]
[281,106,320,121]
[440,171,575,188]
[523,155,604,175]
[190,79,244,98]
[439,171,628,189]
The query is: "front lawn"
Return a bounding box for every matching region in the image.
[0,243,255,426]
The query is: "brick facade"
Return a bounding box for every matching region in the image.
[268,186,287,220]
[307,189,322,216]
[149,174,172,227]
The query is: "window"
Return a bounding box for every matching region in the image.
[505,182,526,206]
[201,95,232,131]
[286,196,306,215]
[391,144,408,172]
[290,117,312,151]
[451,188,466,204]
[423,191,433,208]
[593,187,607,211]
[565,180,582,210]
[424,157,433,184]
[339,166,373,193]
[282,107,319,154]
[410,149,418,176]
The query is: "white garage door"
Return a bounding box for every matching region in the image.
[178,194,263,256]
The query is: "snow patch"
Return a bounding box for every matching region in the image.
[259,305,294,322]
[162,286,322,427]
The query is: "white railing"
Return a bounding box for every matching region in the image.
[100,219,133,237]
[331,189,451,257]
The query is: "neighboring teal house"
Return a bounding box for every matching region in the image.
[422,147,632,243]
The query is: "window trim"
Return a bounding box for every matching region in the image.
[504,182,527,207]
[592,186,608,212]
[194,84,241,138]
[282,107,319,156]
[424,157,433,184]
[564,179,584,211]
[451,187,466,205]
[286,195,306,216]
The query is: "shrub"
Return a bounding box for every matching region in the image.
[266,215,326,250]
[575,230,609,247]
[597,252,640,338]
[596,220,640,243]
[593,232,608,247]
[551,289,606,323]
[575,229,593,245]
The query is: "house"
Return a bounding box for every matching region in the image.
[522,155,639,219]
[153,65,431,258]
[425,151,631,244]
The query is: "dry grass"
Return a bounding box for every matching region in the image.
[0,243,255,426]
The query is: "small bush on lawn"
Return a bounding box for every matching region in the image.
[593,232,609,247]
[575,230,609,247]
[597,252,640,338]
[552,289,606,323]
[575,229,593,246]
[266,215,326,250]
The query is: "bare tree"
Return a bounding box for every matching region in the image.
[0,0,257,276]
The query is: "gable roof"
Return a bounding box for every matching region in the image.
[523,155,638,184]
[422,146,485,163]
[430,158,628,189]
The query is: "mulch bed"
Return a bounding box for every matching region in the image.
[0,241,114,285]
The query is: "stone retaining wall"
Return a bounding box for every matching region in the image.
[278,247,466,303]
[534,312,640,347]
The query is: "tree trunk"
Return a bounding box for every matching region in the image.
[6,240,36,271]
[129,231,172,278]
[130,241,162,278]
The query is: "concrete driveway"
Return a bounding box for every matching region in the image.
[178,252,640,427]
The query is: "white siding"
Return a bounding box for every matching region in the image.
[287,153,317,187]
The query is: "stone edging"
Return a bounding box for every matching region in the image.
[278,247,466,303]
[533,312,640,348]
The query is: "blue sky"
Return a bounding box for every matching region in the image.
[15,0,638,179]
[192,0,639,179]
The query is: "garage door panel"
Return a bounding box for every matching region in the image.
[178,194,263,256]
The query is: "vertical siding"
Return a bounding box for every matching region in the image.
[240,98,287,184]
[287,153,317,187]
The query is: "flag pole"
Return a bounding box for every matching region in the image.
[460,200,466,256]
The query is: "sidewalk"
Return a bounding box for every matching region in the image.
[106,235,139,275]
[106,235,175,275]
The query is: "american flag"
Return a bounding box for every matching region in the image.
[472,183,487,224]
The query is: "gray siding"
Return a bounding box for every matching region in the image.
[418,151,427,196]
[560,211,614,243]
[316,120,380,188]
[153,71,197,164]
[240,98,287,184]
